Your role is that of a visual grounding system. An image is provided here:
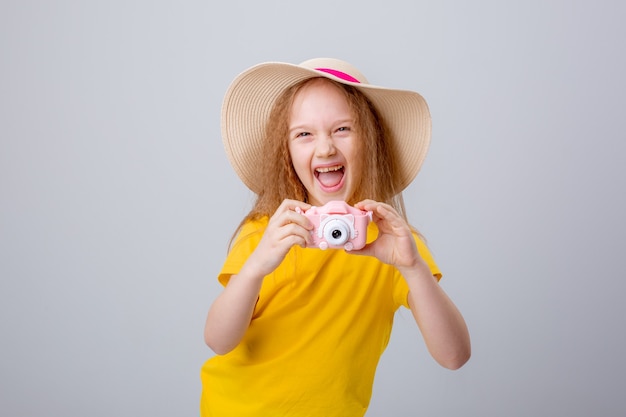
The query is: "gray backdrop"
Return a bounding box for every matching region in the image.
[1,1,625,416]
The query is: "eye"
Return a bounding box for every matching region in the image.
[290,130,309,140]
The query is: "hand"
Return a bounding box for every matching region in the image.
[352,199,426,271]
[353,201,471,370]
[246,199,313,276]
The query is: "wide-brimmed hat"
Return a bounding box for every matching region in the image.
[221,57,432,194]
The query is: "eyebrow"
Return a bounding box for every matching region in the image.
[288,119,354,133]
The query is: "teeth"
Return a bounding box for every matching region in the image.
[316,165,343,173]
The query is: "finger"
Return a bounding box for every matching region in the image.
[355,201,394,223]
[278,199,312,214]
[374,206,412,235]
[354,200,394,215]
[258,223,311,259]
[269,201,312,229]
[279,221,314,245]
[354,199,377,210]
[282,209,314,230]
[358,202,411,237]
[273,200,313,227]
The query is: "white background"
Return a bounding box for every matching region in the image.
[1,1,625,416]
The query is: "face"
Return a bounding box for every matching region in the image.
[288,79,362,207]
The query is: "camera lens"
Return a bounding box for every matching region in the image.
[323,219,350,246]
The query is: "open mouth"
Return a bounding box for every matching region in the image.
[315,165,345,189]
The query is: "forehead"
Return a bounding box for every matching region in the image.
[290,78,353,115]
[295,77,348,100]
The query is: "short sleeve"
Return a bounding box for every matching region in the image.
[217,218,268,286]
[392,232,442,309]
[414,233,442,281]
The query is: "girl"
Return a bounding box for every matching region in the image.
[201,58,470,417]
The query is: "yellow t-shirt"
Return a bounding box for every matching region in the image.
[200,218,440,417]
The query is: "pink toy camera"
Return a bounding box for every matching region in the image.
[299,201,372,251]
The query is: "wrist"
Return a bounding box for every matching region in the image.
[397,259,432,282]
[238,256,270,286]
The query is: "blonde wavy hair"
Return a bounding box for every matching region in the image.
[231,77,409,243]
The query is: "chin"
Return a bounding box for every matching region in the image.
[311,194,350,207]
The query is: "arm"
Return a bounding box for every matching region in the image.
[400,263,471,370]
[204,200,312,355]
[353,200,471,369]
[203,264,265,355]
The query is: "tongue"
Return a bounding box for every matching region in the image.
[317,170,343,187]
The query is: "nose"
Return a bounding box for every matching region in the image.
[315,134,336,158]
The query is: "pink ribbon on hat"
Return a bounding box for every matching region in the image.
[315,68,361,83]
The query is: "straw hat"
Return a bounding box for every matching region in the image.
[221,58,432,194]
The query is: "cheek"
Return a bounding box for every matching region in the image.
[288,146,309,177]
[348,142,364,173]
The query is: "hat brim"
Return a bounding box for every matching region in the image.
[221,61,431,195]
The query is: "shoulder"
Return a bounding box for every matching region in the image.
[231,217,268,246]
[218,217,269,286]
[411,231,442,280]
[238,216,269,235]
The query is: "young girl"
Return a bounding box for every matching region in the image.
[201,58,470,416]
